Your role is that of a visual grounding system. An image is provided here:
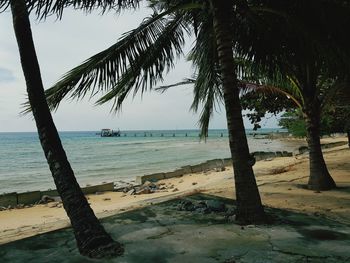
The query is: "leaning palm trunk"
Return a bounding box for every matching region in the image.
[10,0,122,258]
[303,96,336,190]
[210,0,265,224]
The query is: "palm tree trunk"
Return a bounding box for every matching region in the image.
[210,0,265,224]
[303,97,336,190]
[10,0,122,258]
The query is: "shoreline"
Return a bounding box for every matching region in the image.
[0,131,304,194]
[0,137,349,245]
[1,136,346,197]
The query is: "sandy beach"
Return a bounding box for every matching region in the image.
[0,137,349,245]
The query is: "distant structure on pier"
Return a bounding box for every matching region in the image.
[97,130,235,138]
[100,129,121,137]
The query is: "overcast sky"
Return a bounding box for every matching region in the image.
[0,5,279,132]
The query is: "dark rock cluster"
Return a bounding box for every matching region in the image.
[177,199,228,214]
[121,180,184,196]
[38,195,62,204]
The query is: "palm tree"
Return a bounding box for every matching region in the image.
[41,0,268,224]
[209,0,265,222]
[158,0,350,191]
[172,70,349,192]
[237,0,350,191]
[2,0,141,258]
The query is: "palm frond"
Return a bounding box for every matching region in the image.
[235,57,303,107]
[0,1,10,12]
[188,10,223,138]
[93,14,188,111]
[239,81,302,109]
[155,78,195,93]
[43,5,192,111]
[1,0,140,18]
[237,0,350,84]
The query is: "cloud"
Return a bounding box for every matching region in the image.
[0,67,15,82]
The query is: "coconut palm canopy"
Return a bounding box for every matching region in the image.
[231,0,350,191]
[33,0,348,134]
[33,0,281,114]
[241,0,350,191]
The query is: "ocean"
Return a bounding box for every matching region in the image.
[0,129,301,194]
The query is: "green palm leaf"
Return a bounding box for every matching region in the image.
[43,5,193,111]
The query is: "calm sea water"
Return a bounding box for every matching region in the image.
[0,129,300,194]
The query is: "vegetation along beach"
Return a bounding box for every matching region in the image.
[0,0,349,262]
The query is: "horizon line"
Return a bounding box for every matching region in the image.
[0,127,283,133]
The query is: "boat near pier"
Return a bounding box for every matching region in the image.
[100,129,121,137]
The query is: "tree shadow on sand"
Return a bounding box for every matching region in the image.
[1,193,349,263]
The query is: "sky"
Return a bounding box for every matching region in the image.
[0,5,280,132]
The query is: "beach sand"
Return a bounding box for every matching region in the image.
[0,137,349,245]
